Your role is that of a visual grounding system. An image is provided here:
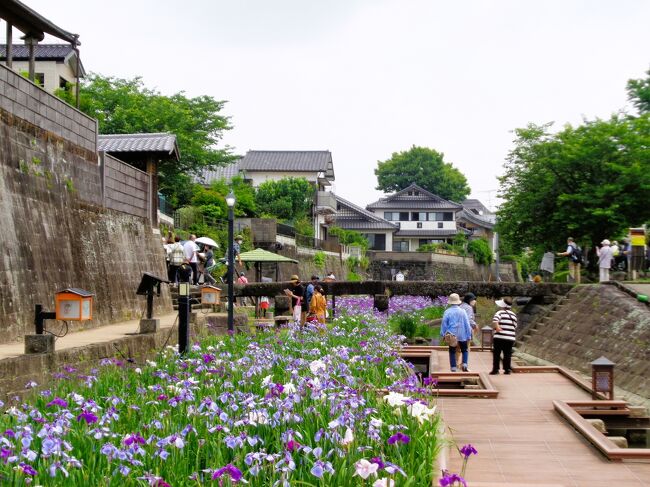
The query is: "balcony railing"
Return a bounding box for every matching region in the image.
[316,191,337,213]
[158,193,174,217]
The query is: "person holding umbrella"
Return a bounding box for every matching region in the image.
[196,237,219,285]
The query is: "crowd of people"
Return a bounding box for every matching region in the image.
[441,292,518,375]
[284,273,336,325]
[162,233,244,285]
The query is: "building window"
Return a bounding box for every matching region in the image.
[35,73,45,86]
[417,222,422,228]
[392,239,409,252]
[428,212,454,221]
[363,233,386,251]
[438,222,443,228]
[411,212,427,221]
[399,212,409,221]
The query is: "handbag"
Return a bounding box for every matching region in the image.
[443,332,458,348]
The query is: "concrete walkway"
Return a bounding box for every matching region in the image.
[436,350,650,487]
[626,282,650,296]
[0,313,179,361]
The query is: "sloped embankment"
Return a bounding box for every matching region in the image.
[518,284,650,403]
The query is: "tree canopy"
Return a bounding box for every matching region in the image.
[374,146,471,201]
[496,114,650,252]
[58,74,234,205]
[627,68,650,115]
[255,177,315,223]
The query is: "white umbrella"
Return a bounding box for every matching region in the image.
[196,237,219,248]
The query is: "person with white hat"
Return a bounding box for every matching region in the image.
[597,239,614,282]
[440,293,472,372]
[490,297,517,375]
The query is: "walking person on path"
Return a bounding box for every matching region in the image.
[440,293,472,372]
[490,297,518,375]
[183,234,200,285]
[457,293,478,369]
[597,239,614,282]
[168,236,186,285]
[556,237,582,284]
[308,285,327,324]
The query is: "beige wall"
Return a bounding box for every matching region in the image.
[9,60,76,94]
[247,171,318,186]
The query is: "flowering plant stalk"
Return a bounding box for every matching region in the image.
[0,298,444,485]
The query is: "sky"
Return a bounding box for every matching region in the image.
[8,0,650,210]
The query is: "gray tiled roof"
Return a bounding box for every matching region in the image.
[98,133,179,159]
[462,199,492,215]
[366,183,462,210]
[334,194,397,231]
[0,43,74,59]
[457,208,495,228]
[198,159,242,185]
[240,151,334,179]
[394,228,468,237]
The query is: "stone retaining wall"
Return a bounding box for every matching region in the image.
[0,72,170,343]
[518,284,650,403]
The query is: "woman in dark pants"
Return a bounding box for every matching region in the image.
[490,297,518,375]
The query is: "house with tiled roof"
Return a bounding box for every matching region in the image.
[200,150,336,240]
[98,133,180,226]
[365,183,464,251]
[333,194,398,250]
[0,43,84,94]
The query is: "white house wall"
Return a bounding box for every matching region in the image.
[247,171,319,187]
[9,60,76,94]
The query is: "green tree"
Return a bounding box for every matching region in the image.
[328,226,369,249]
[57,74,234,206]
[496,115,650,253]
[255,177,314,222]
[627,68,650,114]
[374,146,471,201]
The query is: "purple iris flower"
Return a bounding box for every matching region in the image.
[1,447,11,463]
[286,439,301,452]
[19,462,38,476]
[212,464,243,482]
[76,410,98,424]
[439,473,467,487]
[124,433,146,446]
[388,432,410,445]
[370,456,385,469]
[423,377,438,387]
[459,444,478,458]
[46,397,68,408]
[154,480,171,487]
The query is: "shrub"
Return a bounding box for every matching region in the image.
[313,251,326,269]
[467,238,493,265]
[389,313,418,339]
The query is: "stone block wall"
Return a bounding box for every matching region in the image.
[0,70,170,344]
[518,284,650,402]
[0,64,96,153]
[102,153,150,219]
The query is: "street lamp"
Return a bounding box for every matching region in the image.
[226,190,236,332]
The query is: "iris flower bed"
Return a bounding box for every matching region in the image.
[0,305,443,486]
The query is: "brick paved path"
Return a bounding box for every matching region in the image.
[436,350,650,486]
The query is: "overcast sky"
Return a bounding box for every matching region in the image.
[12,0,650,209]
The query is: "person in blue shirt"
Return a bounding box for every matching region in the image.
[440,293,472,372]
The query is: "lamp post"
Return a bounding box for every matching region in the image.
[226,190,236,332]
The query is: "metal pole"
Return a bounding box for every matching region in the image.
[228,206,235,332]
[178,285,190,355]
[494,232,501,282]
[35,304,44,334]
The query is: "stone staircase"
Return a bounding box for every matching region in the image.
[515,286,579,348]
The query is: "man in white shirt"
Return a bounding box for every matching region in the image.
[183,234,200,285]
[395,270,405,281]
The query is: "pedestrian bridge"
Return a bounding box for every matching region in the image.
[233,281,572,299]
